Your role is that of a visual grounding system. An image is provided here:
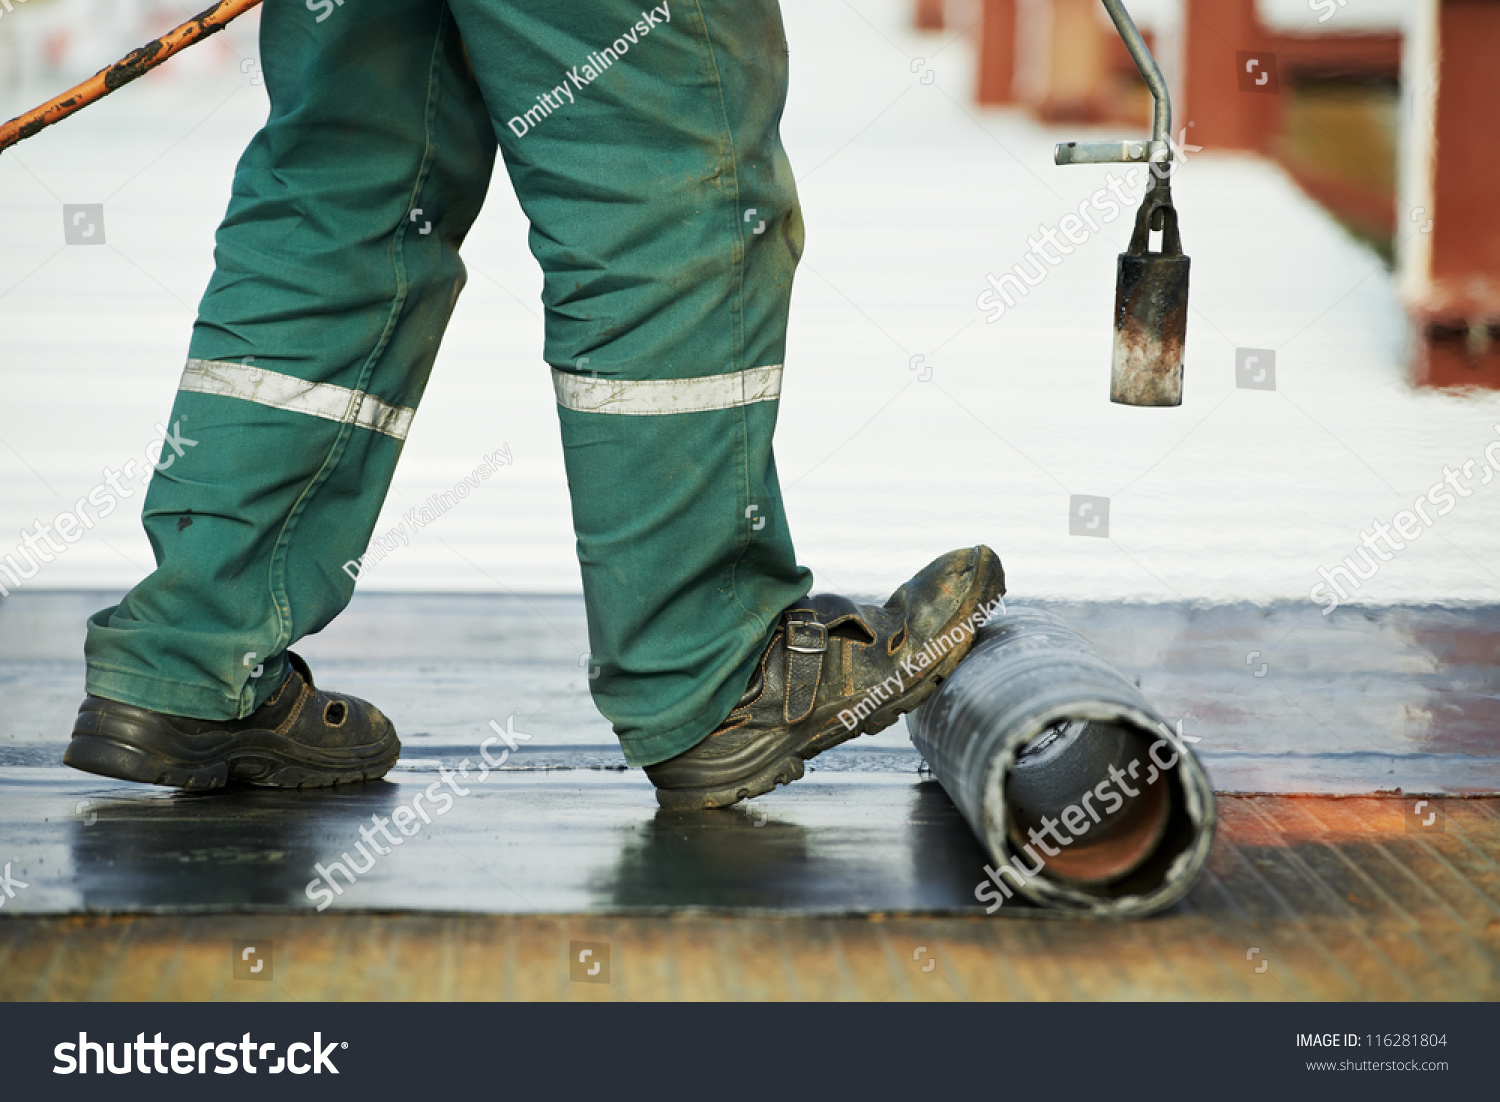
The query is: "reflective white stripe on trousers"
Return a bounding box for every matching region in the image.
[551,364,783,415]
[178,359,417,441]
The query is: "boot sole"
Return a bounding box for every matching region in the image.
[64,704,400,791]
[653,627,972,811]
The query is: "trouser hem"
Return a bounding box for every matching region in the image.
[617,606,792,768]
[84,652,291,722]
[84,666,245,722]
[620,710,729,769]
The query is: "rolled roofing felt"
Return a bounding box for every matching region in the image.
[908,606,1216,917]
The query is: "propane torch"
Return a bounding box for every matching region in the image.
[1054,0,1189,407]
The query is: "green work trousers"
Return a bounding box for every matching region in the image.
[84,0,812,766]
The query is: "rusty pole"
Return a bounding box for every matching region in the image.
[0,0,264,155]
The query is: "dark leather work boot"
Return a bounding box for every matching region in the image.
[64,653,400,790]
[646,546,1005,809]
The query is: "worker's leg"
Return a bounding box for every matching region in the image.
[83,0,497,719]
[446,0,812,765]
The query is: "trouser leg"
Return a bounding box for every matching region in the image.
[446,0,812,765]
[84,0,496,718]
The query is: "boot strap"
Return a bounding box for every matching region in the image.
[783,615,827,724]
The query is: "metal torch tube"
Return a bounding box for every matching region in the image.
[1100,0,1171,145]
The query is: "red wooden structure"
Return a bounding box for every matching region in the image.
[961,0,1498,389]
[1400,0,1500,387]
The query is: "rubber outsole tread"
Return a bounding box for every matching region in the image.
[63,732,398,791]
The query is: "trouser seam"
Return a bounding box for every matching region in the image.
[689,0,748,370]
[692,0,760,630]
[249,8,453,717]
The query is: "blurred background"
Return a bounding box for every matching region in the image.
[2,0,1498,606]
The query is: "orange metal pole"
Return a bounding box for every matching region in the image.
[1180,0,1278,154]
[976,0,1018,105]
[915,0,947,31]
[0,0,264,154]
[1409,0,1500,387]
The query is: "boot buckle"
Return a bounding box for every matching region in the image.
[785,618,827,654]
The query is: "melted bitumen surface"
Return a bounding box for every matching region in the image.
[0,591,1496,915]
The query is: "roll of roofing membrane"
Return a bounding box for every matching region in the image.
[908,607,1216,917]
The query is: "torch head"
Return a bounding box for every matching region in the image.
[1111,182,1190,407]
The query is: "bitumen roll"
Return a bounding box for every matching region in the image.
[908,606,1216,917]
